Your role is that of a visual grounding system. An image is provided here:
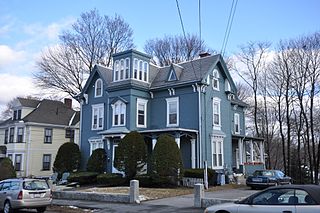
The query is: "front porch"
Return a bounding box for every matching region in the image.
[232,135,265,176]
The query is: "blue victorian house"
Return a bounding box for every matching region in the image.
[79,49,265,175]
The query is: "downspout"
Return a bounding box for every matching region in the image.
[197,83,202,168]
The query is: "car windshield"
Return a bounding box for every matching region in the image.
[253,170,274,176]
[23,180,49,190]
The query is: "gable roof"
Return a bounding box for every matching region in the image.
[81,64,112,96]
[17,97,40,108]
[23,99,79,126]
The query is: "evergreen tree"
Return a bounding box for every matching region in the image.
[53,142,81,173]
[0,158,16,180]
[87,148,107,173]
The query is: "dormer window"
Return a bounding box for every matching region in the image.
[13,109,21,120]
[212,69,219,90]
[168,69,177,81]
[95,79,103,97]
[114,58,130,82]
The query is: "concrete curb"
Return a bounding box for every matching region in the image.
[53,191,130,203]
[201,198,238,208]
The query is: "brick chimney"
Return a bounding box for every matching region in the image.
[64,98,72,109]
[199,52,211,58]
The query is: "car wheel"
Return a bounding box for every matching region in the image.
[3,201,12,213]
[37,207,47,212]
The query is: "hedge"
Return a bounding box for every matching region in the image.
[96,173,126,186]
[68,172,98,185]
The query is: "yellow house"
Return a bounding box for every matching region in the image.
[0,98,79,177]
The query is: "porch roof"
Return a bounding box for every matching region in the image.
[98,127,130,137]
[139,128,198,134]
[232,134,264,142]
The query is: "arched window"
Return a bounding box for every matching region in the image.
[112,100,126,126]
[212,69,220,90]
[95,79,103,97]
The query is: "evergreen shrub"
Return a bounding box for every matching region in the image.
[87,148,107,173]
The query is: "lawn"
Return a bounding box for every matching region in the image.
[78,184,245,200]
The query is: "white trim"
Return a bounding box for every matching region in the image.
[112,100,126,127]
[211,136,224,169]
[94,78,103,97]
[234,113,240,134]
[88,138,104,156]
[136,98,148,128]
[91,103,104,130]
[213,97,221,130]
[166,97,179,127]
[212,69,220,91]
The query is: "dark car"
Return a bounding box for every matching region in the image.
[205,184,320,213]
[246,170,291,189]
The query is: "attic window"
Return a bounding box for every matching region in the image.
[95,79,103,97]
[168,69,177,81]
[212,69,219,90]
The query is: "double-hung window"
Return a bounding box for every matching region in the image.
[212,139,224,169]
[133,59,138,79]
[137,98,148,128]
[213,98,221,129]
[112,101,126,126]
[9,127,14,143]
[125,58,130,79]
[44,128,52,143]
[89,139,104,155]
[114,61,119,81]
[4,129,8,144]
[234,113,240,134]
[95,79,103,97]
[14,154,22,171]
[92,104,104,130]
[42,154,51,171]
[143,62,148,81]
[212,69,219,90]
[17,127,24,143]
[166,97,179,127]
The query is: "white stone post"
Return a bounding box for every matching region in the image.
[194,183,204,208]
[129,180,139,203]
[191,139,196,169]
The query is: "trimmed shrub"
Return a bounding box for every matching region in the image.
[68,172,98,185]
[97,173,126,186]
[87,148,107,173]
[114,131,147,179]
[53,142,81,174]
[183,168,217,186]
[0,158,16,180]
[151,134,184,185]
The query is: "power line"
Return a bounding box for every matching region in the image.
[175,0,197,78]
[221,0,238,56]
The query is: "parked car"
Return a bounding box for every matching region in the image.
[246,169,291,189]
[0,178,52,213]
[204,184,320,213]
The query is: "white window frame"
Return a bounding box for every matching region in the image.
[125,58,130,79]
[166,97,179,127]
[13,153,24,171]
[114,60,120,81]
[112,100,126,126]
[213,98,221,130]
[133,59,138,79]
[234,113,240,134]
[212,69,220,91]
[89,139,104,156]
[92,104,104,130]
[143,62,148,82]
[95,78,103,97]
[136,98,148,128]
[212,138,224,169]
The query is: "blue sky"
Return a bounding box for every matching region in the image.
[0,0,319,111]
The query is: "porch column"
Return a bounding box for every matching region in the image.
[250,139,254,162]
[175,133,181,148]
[238,138,243,165]
[152,138,157,150]
[191,139,196,169]
[259,141,264,163]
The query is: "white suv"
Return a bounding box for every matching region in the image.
[0,178,52,213]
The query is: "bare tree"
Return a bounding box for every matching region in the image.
[35,9,134,100]
[144,34,213,66]
[234,41,271,137]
